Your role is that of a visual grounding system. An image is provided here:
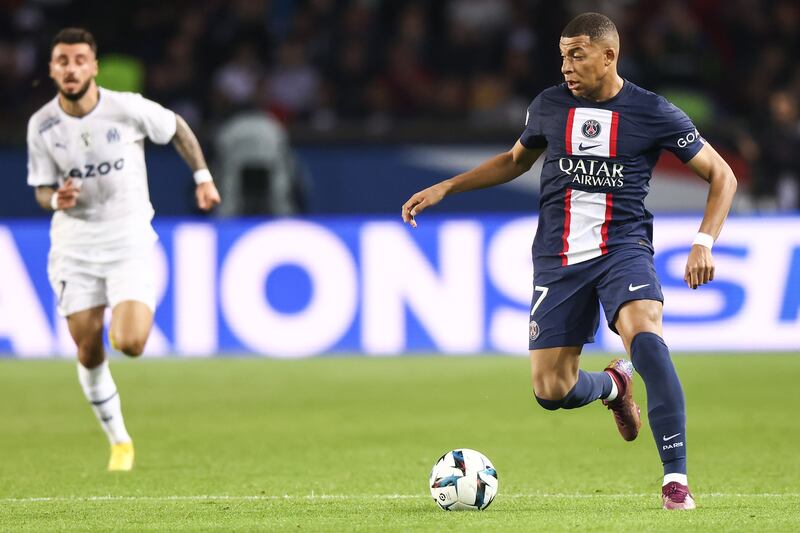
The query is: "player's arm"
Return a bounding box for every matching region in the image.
[401,141,544,227]
[170,114,221,211]
[34,186,58,211]
[34,181,81,211]
[683,142,738,289]
[27,116,79,211]
[34,186,57,210]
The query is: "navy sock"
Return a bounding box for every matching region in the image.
[630,332,687,476]
[535,370,613,410]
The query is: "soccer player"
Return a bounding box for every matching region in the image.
[401,13,736,510]
[26,28,221,471]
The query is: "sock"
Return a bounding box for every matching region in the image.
[77,360,131,445]
[535,370,614,410]
[630,332,687,476]
[606,377,619,402]
[663,473,688,486]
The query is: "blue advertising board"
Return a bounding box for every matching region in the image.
[1,215,798,357]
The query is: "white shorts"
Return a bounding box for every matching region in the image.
[48,247,156,317]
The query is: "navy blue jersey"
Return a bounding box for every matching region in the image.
[520,80,704,270]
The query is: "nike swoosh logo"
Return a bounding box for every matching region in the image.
[578,143,600,151]
[662,433,681,441]
[628,283,650,292]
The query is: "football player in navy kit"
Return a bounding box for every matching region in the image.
[401,13,737,510]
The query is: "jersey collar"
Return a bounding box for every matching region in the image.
[569,78,630,107]
[56,86,104,120]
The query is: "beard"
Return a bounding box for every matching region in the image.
[58,78,92,101]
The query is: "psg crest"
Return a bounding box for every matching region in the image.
[529,320,540,341]
[581,119,601,138]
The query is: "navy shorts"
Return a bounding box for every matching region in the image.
[528,247,663,350]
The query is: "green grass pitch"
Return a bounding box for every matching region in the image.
[1,354,799,531]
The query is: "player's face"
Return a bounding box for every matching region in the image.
[49,43,98,102]
[559,36,609,99]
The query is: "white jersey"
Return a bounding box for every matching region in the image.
[27,87,177,261]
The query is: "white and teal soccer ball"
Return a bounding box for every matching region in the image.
[429,449,498,511]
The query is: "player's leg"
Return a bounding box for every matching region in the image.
[106,247,156,357]
[600,248,694,509]
[67,306,134,471]
[528,264,616,411]
[100,248,156,470]
[49,254,134,470]
[109,301,153,357]
[530,345,617,410]
[615,299,694,509]
[67,306,106,369]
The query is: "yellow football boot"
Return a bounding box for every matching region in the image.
[108,442,134,471]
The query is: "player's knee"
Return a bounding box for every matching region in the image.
[76,337,104,368]
[77,347,104,368]
[531,374,574,408]
[121,343,145,357]
[115,336,146,357]
[534,395,564,411]
[617,301,662,340]
[637,307,661,331]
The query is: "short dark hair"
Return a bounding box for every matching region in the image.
[51,27,97,55]
[561,12,617,41]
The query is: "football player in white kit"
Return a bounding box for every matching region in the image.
[26,28,221,471]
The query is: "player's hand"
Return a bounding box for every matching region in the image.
[401,183,449,228]
[196,181,221,211]
[55,178,81,210]
[684,245,714,289]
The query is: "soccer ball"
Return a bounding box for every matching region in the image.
[429,449,498,511]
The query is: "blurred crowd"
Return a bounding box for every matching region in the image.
[1,0,799,209]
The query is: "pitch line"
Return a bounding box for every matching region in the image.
[3,493,799,504]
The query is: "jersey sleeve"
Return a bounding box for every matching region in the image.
[26,117,59,187]
[519,94,548,149]
[130,94,177,145]
[656,98,705,163]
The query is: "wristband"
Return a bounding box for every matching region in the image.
[692,232,714,250]
[50,192,59,211]
[193,169,213,185]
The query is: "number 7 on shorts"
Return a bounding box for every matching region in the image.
[531,285,549,317]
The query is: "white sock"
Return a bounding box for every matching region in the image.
[663,473,688,486]
[77,360,131,445]
[605,374,619,401]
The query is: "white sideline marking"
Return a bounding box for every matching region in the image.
[3,493,799,504]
